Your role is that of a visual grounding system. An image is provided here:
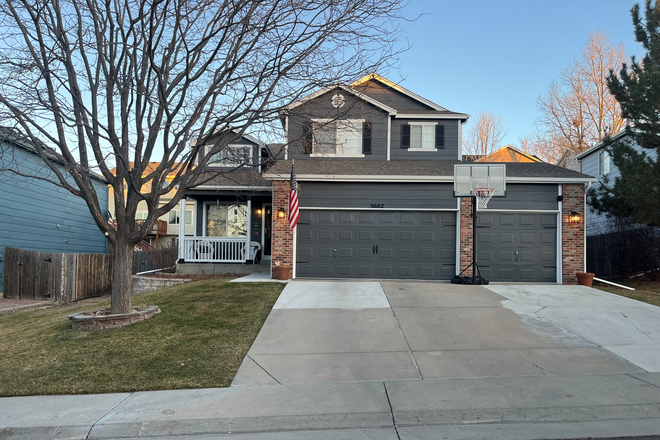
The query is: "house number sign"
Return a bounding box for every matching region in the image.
[370,203,384,208]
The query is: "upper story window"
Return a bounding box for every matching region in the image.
[207,144,253,167]
[169,209,193,225]
[599,150,611,175]
[305,119,370,157]
[401,123,444,151]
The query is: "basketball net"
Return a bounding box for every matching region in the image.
[473,188,494,210]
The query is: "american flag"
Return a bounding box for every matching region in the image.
[288,162,300,229]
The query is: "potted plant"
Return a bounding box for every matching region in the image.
[576,272,595,287]
[274,261,292,280]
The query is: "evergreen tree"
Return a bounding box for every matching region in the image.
[589,0,660,227]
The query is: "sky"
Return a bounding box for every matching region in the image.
[390,0,646,147]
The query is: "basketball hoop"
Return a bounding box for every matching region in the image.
[473,188,494,210]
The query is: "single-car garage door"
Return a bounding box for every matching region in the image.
[296,210,456,279]
[476,212,557,282]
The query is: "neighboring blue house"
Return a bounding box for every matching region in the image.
[0,128,109,293]
[576,130,657,236]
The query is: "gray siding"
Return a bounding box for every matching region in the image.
[0,143,108,292]
[198,132,260,168]
[390,119,460,161]
[287,90,389,161]
[298,182,457,210]
[486,184,559,211]
[580,149,620,236]
[356,80,434,111]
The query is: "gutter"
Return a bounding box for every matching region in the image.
[263,174,597,184]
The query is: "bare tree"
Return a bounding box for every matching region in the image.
[463,111,509,158]
[0,0,405,314]
[535,30,627,160]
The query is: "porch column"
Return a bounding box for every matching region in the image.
[246,196,252,262]
[179,198,186,260]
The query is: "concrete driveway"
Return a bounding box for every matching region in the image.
[233,281,660,385]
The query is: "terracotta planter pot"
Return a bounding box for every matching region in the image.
[275,265,291,280]
[576,272,595,287]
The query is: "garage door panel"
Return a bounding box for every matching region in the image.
[519,232,535,244]
[541,250,555,262]
[319,211,333,222]
[297,209,456,280]
[498,232,514,244]
[420,248,434,259]
[357,265,373,276]
[519,250,535,262]
[498,214,515,226]
[338,230,353,240]
[379,247,394,258]
[358,248,373,258]
[359,230,374,240]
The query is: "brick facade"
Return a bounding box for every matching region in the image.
[562,184,586,284]
[459,197,473,277]
[271,180,294,279]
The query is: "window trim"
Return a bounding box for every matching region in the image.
[310,118,366,156]
[206,144,254,167]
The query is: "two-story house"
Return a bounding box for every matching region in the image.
[263,74,596,284]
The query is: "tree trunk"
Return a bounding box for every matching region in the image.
[111,238,135,314]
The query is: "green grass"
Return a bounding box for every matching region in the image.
[0,278,284,396]
[593,279,660,307]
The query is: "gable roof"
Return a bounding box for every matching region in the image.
[575,129,630,160]
[477,145,541,163]
[264,160,595,183]
[0,127,108,184]
[285,83,397,115]
[350,73,447,112]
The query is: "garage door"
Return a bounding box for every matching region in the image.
[476,212,557,282]
[296,210,456,279]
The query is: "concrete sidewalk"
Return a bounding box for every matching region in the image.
[2,374,660,439]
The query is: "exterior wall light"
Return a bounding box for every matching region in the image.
[278,208,286,219]
[256,208,262,215]
[569,212,581,223]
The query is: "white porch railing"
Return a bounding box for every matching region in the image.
[182,237,248,263]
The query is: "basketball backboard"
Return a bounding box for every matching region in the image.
[453,164,506,197]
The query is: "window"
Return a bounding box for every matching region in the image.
[168,209,193,225]
[135,212,149,220]
[311,119,366,156]
[599,150,611,175]
[206,204,247,237]
[207,145,253,166]
[401,124,444,150]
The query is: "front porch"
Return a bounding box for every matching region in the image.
[176,185,272,267]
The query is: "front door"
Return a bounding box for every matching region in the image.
[263,204,272,257]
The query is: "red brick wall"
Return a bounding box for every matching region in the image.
[271,180,294,279]
[562,184,586,284]
[459,197,473,277]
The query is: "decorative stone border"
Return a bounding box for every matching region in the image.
[69,305,161,331]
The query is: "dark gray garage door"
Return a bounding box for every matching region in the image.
[296,210,456,280]
[476,212,557,282]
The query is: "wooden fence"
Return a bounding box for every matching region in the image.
[132,248,178,274]
[587,230,660,278]
[4,247,112,303]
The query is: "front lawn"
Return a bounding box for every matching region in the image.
[593,277,660,307]
[0,278,283,396]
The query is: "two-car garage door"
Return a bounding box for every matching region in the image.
[296,210,456,280]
